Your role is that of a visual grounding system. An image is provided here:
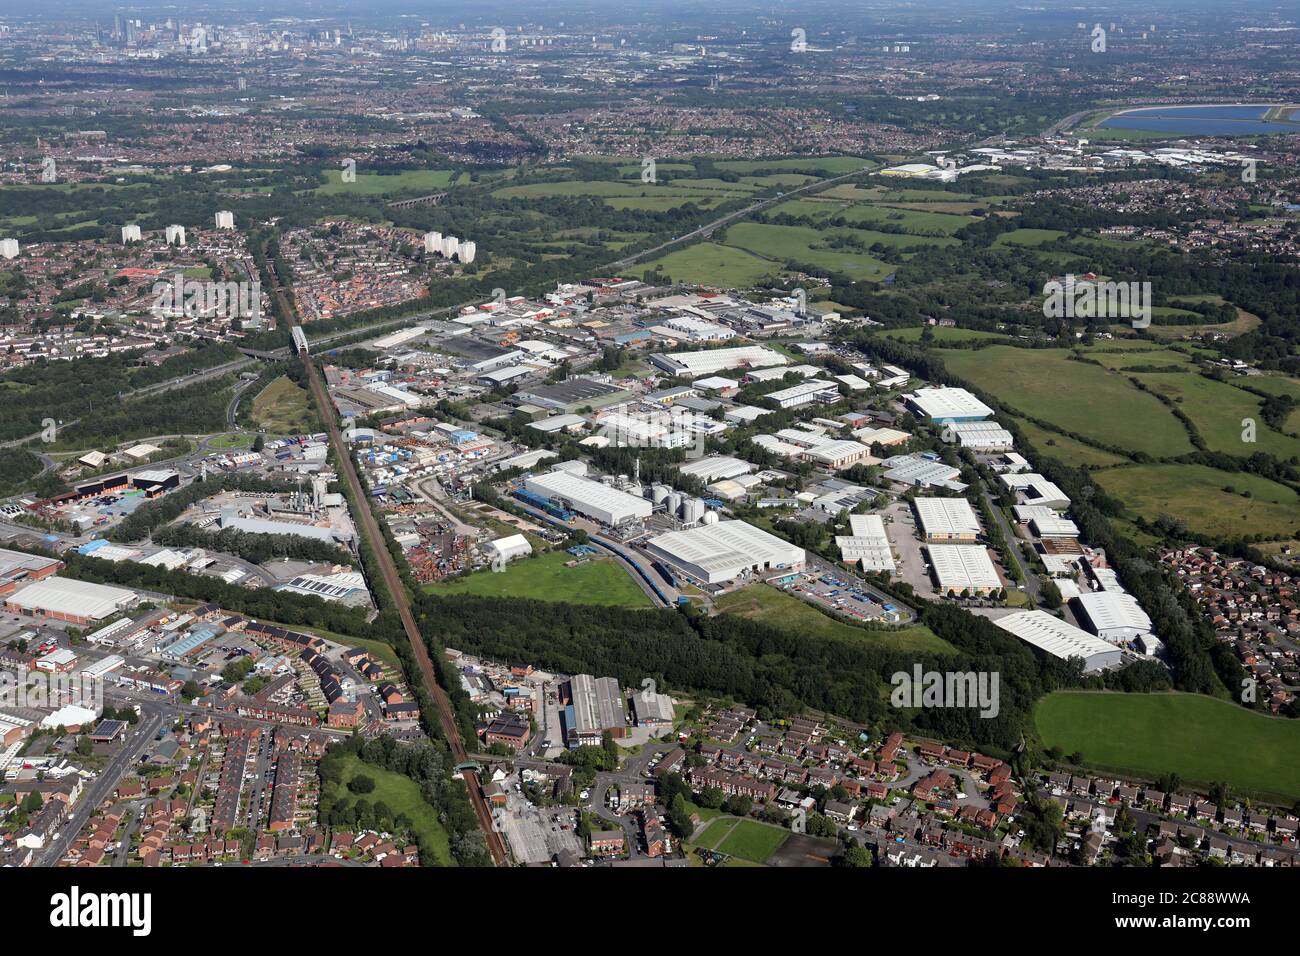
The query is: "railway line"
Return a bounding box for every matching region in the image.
[301,355,509,865]
[271,255,508,865]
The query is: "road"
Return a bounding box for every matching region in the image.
[981,490,1041,606]
[37,704,166,866]
[299,350,509,865]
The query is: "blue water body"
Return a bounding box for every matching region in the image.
[1099,104,1296,136]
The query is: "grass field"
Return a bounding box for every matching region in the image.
[642,242,774,287]
[1011,418,1129,469]
[713,583,953,654]
[992,228,1068,247]
[939,346,1192,456]
[1094,463,1300,540]
[327,752,454,864]
[425,550,653,608]
[314,168,462,195]
[250,375,317,436]
[689,816,790,863]
[1035,691,1300,802]
[721,222,893,279]
[1130,369,1300,460]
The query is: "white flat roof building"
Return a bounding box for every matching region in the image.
[5,576,138,623]
[1000,473,1070,509]
[524,471,653,526]
[914,497,981,541]
[486,533,533,564]
[1029,515,1080,539]
[645,520,805,585]
[927,545,1001,595]
[766,380,839,410]
[1072,591,1154,643]
[678,456,752,483]
[882,455,965,491]
[500,449,560,471]
[835,513,895,573]
[802,440,871,470]
[946,421,1015,451]
[648,346,788,378]
[993,610,1124,672]
[853,426,911,447]
[905,387,993,423]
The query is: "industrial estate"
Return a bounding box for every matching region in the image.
[0,0,1297,932]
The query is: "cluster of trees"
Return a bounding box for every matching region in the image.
[151,522,354,568]
[317,734,491,867]
[109,473,301,544]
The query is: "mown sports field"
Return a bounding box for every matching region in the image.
[1034,691,1300,802]
[689,816,790,864]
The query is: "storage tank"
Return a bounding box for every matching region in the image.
[681,497,705,524]
[702,510,720,525]
[650,483,670,504]
[665,492,682,514]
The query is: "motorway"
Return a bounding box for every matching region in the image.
[299,349,509,865]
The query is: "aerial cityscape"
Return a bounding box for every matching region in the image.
[1,0,1298,929]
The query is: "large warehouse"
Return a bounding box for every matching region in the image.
[993,610,1124,672]
[1072,591,1154,643]
[677,455,752,483]
[905,387,993,423]
[914,497,981,542]
[927,544,1001,595]
[648,345,788,378]
[523,470,653,526]
[946,421,1015,451]
[645,519,805,585]
[835,513,895,573]
[5,576,138,625]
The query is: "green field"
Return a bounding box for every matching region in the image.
[326,752,454,864]
[425,550,653,608]
[250,375,317,436]
[1130,370,1300,460]
[721,222,893,279]
[1011,418,1129,469]
[1035,691,1300,802]
[642,242,774,287]
[690,816,790,863]
[1093,463,1300,540]
[939,346,1192,456]
[314,168,462,195]
[992,228,1068,247]
[714,583,953,654]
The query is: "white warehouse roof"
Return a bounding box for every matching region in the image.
[914,497,981,539]
[906,387,993,422]
[927,545,1001,593]
[993,610,1123,672]
[6,576,137,621]
[649,346,788,378]
[678,456,752,483]
[835,513,895,572]
[645,520,805,585]
[524,471,652,526]
[1073,591,1153,639]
